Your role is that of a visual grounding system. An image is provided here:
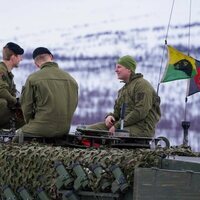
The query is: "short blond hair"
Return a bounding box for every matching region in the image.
[34,54,52,67]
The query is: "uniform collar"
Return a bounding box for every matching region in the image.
[121,73,143,84]
[129,73,143,82]
[0,62,14,77]
[40,62,59,69]
[0,62,8,71]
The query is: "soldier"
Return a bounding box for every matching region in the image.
[87,55,161,137]
[14,47,78,140]
[0,42,24,129]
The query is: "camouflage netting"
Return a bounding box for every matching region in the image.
[0,143,199,199]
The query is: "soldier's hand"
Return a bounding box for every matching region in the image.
[109,126,115,134]
[105,116,115,128]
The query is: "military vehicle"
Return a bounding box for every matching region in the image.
[0,122,200,200]
[0,93,199,200]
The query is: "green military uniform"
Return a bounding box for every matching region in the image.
[0,62,17,128]
[20,62,78,137]
[88,73,161,137]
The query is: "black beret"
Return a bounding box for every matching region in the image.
[32,47,53,59]
[5,42,24,55]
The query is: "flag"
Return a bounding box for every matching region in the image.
[187,60,200,96]
[161,45,197,82]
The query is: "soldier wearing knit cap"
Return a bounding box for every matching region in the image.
[86,55,161,137]
[117,55,137,72]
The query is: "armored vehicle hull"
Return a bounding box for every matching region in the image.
[0,141,199,200]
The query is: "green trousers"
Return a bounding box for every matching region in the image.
[87,122,154,137]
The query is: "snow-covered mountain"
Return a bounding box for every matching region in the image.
[0,0,200,150]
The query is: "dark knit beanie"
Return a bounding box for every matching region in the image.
[117,55,137,72]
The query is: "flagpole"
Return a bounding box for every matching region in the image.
[182,97,190,146]
[156,40,167,95]
[182,0,192,147]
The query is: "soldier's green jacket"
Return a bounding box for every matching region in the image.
[0,62,17,105]
[109,73,161,137]
[0,62,17,127]
[21,62,78,137]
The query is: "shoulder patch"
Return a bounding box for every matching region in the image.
[137,92,145,102]
[0,72,6,81]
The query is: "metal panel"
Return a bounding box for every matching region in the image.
[133,167,200,200]
[161,156,200,172]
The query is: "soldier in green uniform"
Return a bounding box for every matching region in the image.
[0,42,24,129]
[15,47,78,139]
[87,55,161,137]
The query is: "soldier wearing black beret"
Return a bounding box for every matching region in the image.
[13,47,78,141]
[0,42,24,129]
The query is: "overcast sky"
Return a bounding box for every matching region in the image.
[0,0,200,149]
[0,0,199,43]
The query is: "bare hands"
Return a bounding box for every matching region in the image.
[105,116,115,128]
[109,126,116,135]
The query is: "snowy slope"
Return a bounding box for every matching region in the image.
[0,0,200,150]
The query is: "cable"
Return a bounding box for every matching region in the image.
[157,0,175,94]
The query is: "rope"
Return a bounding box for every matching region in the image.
[157,0,175,94]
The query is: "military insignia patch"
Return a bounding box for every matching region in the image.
[137,92,145,102]
[0,72,6,81]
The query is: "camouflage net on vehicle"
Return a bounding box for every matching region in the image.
[0,143,199,199]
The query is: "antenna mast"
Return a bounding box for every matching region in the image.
[182,0,192,146]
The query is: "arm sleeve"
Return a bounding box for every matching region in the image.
[20,79,34,123]
[124,82,153,126]
[105,97,120,121]
[0,76,16,105]
[107,94,121,129]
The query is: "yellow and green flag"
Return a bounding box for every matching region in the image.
[161,45,197,82]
